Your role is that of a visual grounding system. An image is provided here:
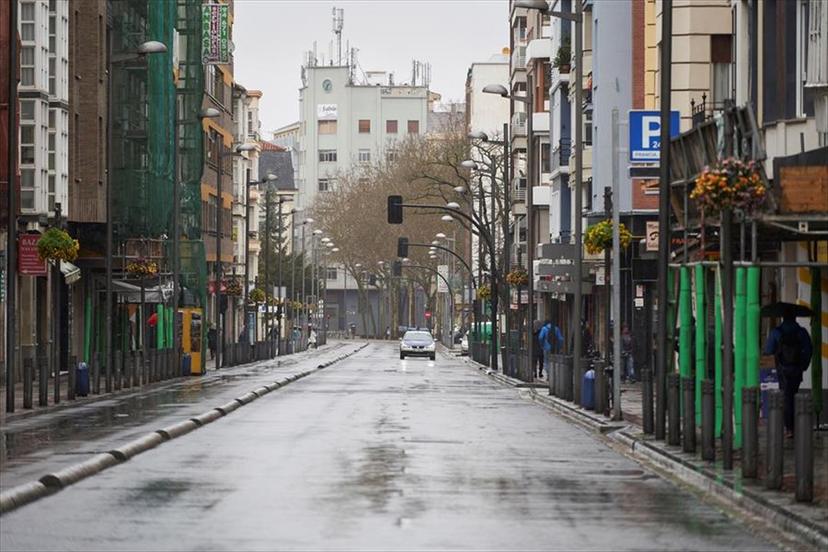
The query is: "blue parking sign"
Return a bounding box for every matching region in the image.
[629,110,680,162]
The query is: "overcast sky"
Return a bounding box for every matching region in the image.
[234,0,509,135]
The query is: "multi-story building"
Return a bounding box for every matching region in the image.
[296,50,429,335]
[272,121,300,188]
[15,0,69,362]
[231,84,262,341]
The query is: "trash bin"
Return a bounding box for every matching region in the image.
[581,368,595,410]
[76,361,90,397]
[181,353,192,377]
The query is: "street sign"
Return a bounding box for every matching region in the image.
[18,233,46,276]
[646,221,659,252]
[201,4,230,65]
[629,110,680,162]
[424,311,432,319]
[437,265,449,293]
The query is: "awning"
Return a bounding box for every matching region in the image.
[113,280,173,304]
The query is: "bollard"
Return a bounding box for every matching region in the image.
[742,387,759,478]
[794,392,813,502]
[642,369,654,435]
[114,353,122,391]
[682,377,696,453]
[766,390,784,490]
[23,357,34,409]
[701,379,715,461]
[132,352,139,388]
[562,357,573,401]
[667,373,681,446]
[67,355,76,401]
[38,354,48,407]
[594,361,607,415]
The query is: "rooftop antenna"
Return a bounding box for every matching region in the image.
[332,7,344,65]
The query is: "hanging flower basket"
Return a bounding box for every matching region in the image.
[37,228,79,262]
[584,220,633,255]
[267,296,282,306]
[291,300,303,312]
[690,157,766,215]
[476,285,491,300]
[249,288,266,304]
[224,279,242,296]
[126,258,158,278]
[505,268,529,287]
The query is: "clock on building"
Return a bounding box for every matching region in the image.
[322,79,333,92]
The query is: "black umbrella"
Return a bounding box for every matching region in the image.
[760,301,814,318]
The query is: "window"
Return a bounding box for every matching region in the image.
[710,34,732,104]
[326,267,338,280]
[407,120,419,134]
[21,3,34,41]
[583,108,593,146]
[247,110,253,135]
[541,143,551,173]
[319,149,337,162]
[48,132,55,170]
[21,46,35,86]
[358,119,371,133]
[206,129,220,167]
[358,149,371,163]
[20,101,35,121]
[20,125,35,164]
[318,120,337,134]
[318,178,332,192]
[386,120,398,134]
[386,150,398,163]
[48,58,56,95]
[20,169,35,210]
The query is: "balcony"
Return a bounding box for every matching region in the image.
[532,111,550,133]
[552,139,571,173]
[511,112,527,136]
[526,38,552,63]
[511,46,526,71]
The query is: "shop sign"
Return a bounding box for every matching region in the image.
[317,104,338,120]
[202,4,230,65]
[646,221,659,252]
[18,233,46,276]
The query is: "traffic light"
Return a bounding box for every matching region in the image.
[392,260,402,277]
[397,237,409,258]
[387,195,403,224]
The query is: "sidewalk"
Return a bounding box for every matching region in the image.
[0,342,336,424]
[464,357,828,549]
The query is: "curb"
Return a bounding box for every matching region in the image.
[466,355,826,550]
[0,343,368,515]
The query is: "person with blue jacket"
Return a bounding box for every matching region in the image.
[763,313,812,436]
[538,320,564,379]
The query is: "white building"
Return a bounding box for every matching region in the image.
[296,61,429,212]
[232,85,262,337]
[18,0,69,216]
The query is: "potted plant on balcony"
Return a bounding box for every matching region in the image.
[584,219,633,255]
[690,157,766,216]
[37,227,79,263]
[554,37,571,73]
[505,267,529,287]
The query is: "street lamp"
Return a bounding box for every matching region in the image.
[104,39,168,395]
[243,173,277,332]
[484,74,536,382]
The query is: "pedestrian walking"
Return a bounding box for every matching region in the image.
[309,328,318,349]
[621,323,635,382]
[207,325,217,360]
[532,320,544,379]
[763,311,812,437]
[385,326,391,340]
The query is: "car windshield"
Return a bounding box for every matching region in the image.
[403,331,432,341]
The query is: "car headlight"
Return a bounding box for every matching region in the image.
[427,342,436,351]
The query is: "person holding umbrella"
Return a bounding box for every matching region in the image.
[762,302,813,437]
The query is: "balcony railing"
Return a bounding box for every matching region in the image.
[511,112,527,136]
[690,94,734,128]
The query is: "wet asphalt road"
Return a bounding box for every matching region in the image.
[1,342,779,551]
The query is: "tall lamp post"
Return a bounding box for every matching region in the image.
[482,79,535,382]
[106,40,168,394]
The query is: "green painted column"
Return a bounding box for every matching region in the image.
[734,267,747,448]
[695,265,706,425]
[156,305,165,349]
[715,267,723,438]
[746,267,760,388]
[679,267,692,379]
[667,268,678,375]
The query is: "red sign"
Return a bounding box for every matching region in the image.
[18,233,46,276]
[424,311,432,319]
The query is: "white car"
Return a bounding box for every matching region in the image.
[400,330,436,361]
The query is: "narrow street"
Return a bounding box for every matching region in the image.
[1,343,779,551]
